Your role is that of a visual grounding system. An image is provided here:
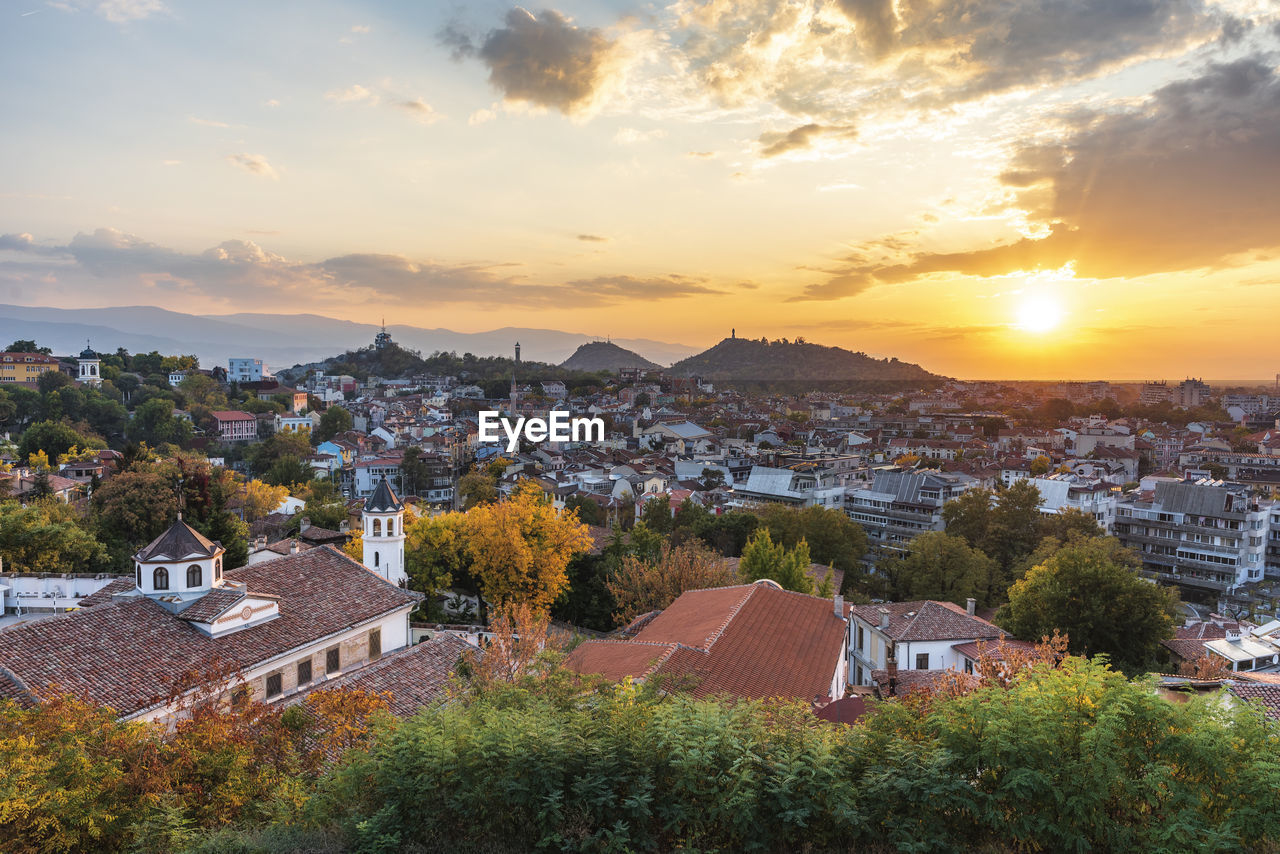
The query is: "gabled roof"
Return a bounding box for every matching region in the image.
[295,633,470,717]
[565,581,846,701]
[135,518,221,562]
[364,476,403,513]
[0,547,421,719]
[849,600,1007,643]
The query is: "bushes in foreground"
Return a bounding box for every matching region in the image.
[4,658,1280,853]
[312,659,1280,853]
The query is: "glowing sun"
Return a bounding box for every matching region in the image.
[1015,294,1064,334]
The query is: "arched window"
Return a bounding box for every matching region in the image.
[387,519,395,536]
[187,564,203,588]
[372,518,382,536]
[153,567,169,591]
[135,564,141,586]
[215,558,222,581]
[374,551,380,567]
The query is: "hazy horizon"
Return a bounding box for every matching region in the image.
[2,1,1279,380]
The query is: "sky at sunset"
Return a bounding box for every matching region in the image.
[2,0,1279,379]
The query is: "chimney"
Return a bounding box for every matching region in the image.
[289,540,300,555]
[878,607,890,630]
[966,597,976,616]
[299,516,311,532]
[833,593,844,618]
[886,656,898,697]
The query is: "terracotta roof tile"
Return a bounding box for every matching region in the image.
[1229,683,1280,720]
[296,634,469,717]
[849,600,1006,642]
[0,547,420,718]
[566,582,846,701]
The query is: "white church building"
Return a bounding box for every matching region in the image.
[0,505,423,722]
[362,476,407,587]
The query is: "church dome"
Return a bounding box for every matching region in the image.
[79,345,98,359]
[364,476,404,513]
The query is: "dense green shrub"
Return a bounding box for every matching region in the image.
[310,659,1280,853]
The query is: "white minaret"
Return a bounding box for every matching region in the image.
[362,476,406,586]
[77,341,101,387]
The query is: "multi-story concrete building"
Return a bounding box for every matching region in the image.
[845,468,977,569]
[1025,474,1118,532]
[735,464,845,508]
[228,357,267,383]
[1114,479,1270,595]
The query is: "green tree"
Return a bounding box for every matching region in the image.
[0,501,111,573]
[91,470,179,567]
[36,370,72,394]
[564,494,605,526]
[756,504,867,578]
[264,455,313,488]
[6,339,50,354]
[640,495,673,534]
[247,432,311,477]
[404,511,469,608]
[314,405,352,442]
[737,528,814,593]
[887,531,996,606]
[997,536,1180,673]
[457,467,498,510]
[700,467,726,489]
[127,398,193,447]
[17,420,103,464]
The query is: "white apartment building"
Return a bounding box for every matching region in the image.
[845,468,977,569]
[1114,479,1271,594]
[228,357,268,383]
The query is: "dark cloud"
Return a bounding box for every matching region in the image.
[1,228,724,309]
[793,56,1280,300]
[834,0,896,57]
[471,8,621,114]
[576,233,609,243]
[437,20,476,60]
[758,123,856,157]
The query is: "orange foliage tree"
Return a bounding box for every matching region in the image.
[463,479,593,615]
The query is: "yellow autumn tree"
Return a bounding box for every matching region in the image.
[241,479,291,523]
[463,479,592,614]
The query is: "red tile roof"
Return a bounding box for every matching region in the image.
[565,581,846,701]
[296,634,469,717]
[0,547,420,718]
[1228,683,1280,720]
[849,600,1006,642]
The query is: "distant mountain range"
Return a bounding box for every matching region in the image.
[668,337,940,382]
[559,341,660,373]
[0,305,699,369]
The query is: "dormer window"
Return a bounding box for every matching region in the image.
[187,564,203,588]
[153,567,169,590]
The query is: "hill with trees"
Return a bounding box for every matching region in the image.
[558,340,659,373]
[278,343,615,397]
[668,336,941,383]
